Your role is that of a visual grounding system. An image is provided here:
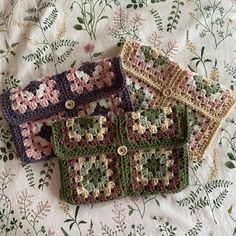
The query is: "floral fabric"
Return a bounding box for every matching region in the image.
[0,0,236,235]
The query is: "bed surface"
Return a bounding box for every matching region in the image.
[0,0,236,235]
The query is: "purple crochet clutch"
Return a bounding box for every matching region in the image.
[0,57,133,163]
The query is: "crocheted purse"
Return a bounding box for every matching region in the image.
[0,57,133,163]
[52,106,190,205]
[120,40,236,160]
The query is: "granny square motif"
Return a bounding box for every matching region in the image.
[52,106,190,205]
[120,40,236,160]
[0,57,133,163]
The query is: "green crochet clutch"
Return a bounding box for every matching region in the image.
[52,106,190,205]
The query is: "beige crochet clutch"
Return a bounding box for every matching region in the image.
[120,40,236,160]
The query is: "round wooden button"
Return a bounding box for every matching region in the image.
[162,88,172,97]
[117,146,128,156]
[65,100,75,110]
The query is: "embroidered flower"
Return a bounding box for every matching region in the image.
[83,43,95,54]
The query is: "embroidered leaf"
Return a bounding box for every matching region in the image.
[212,189,229,209]
[60,227,70,236]
[93,52,103,57]
[51,39,78,50]
[25,8,37,13]
[227,152,236,160]
[205,180,232,193]
[150,9,163,32]
[5,40,9,49]
[155,199,160,207]
[225,161,235,169]
[0,50,5,54]
[74,24,83,30]
[75,206,80,220]
[228,205,233,214]
[69,222,75,230]
[167,0,184,33]
[189,197,209,215]
[57,48,74,64]
[128,205,134,216]
[191,160,203,172]
[10,51,16,56]
[42,7,58,31]
[234,227,236,236]
[38,2,56,12]
[200,46,205,58]
[38,160,55,190]
[99,15,109,21]
[23,16,39,22]
[77,17,84,24]
[64,219,74,223]
[177,187,203,206]
[126,4,133,8]
[184,219,202,236]
[23,163,35,188]
[71,60,76,68]
[79,220,87,225]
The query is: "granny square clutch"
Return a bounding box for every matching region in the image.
[52,106,189,205]
[120,40,236,160]
[0,57,133,163]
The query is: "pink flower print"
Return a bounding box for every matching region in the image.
[83,43,95,54]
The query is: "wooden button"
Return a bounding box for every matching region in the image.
[117,146,128,156]
[162,88,172,97]
[65,100,75,110]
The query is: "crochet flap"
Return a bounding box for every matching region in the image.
[52,106,189,160]
[120,40,236,121]
[0,57,125,125]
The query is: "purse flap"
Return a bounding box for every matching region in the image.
[120,40,236,120]
[0,57,126,125]
[52,106,190,160]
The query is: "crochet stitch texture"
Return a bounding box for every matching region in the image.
[52,106,190,205]
[0,57,133,163]
[120,40,236,160]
